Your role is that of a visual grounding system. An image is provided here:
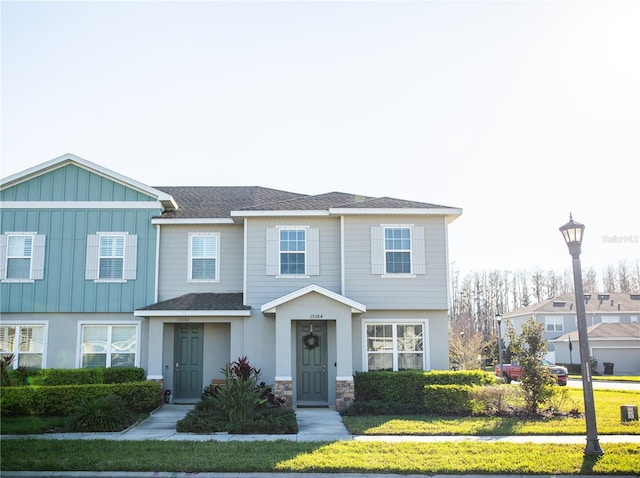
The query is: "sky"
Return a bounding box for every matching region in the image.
[1,0,639,276]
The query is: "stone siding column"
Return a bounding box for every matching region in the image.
[335,378,354,411]
[274,379,294,408]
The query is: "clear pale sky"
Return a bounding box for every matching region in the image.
[2,0,638,275]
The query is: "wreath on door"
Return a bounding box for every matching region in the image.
[302,331,319,350]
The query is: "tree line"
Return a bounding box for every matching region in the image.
[448,259,639,370]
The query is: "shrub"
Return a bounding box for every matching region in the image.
[176,409,227,433]
[26,367,146,386]
[468,385,523,415]
[423,384,472,415]
[340,400,427,416]
[0,382,161,416]
[66,394,134,432]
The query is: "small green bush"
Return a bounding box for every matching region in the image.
[25,367,146,386]
[340,400,427,416]
[66,394,134,432]
[0,382,161,416]
[423,384,472,415]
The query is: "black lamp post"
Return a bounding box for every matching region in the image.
[495,315,504,381]
[559,214,603,456]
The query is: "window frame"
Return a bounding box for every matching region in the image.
[544,316,564,332]
[77,321,141,368]
[384,226,412,275]
[1,232,46,282]
[278,226,308,277]
[362,319,429,371]
[0,322,48,369]
[188,232,220,283]
[98,233,126,281]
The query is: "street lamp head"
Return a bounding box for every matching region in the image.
[560,213,585,257]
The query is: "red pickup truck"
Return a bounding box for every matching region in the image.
[495,360,568,385]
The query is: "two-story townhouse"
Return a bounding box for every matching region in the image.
[501,292,640,374]
[136,189,461,409]
[1,154,462,411]
[0,154,177,374]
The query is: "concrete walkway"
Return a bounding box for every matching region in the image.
[3,404,639,443]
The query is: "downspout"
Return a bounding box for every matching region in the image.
[340,215,345,295]
[243,217,248,306]
[154,224,160,303]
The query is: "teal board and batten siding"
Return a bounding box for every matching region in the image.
[1,163,157,202]
[1,164,161,313]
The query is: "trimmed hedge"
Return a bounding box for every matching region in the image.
[354,370,495,405]
[0,381,161,416]
[423,384,472,414]
[23,367,146,386]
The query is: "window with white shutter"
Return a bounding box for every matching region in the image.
[370,225,425,276]
[266,227,319,277]
[0,233,46,282]
[86,233,137,282]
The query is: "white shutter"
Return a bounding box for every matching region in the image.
[412,226,426,274]
[371,226,385,274]
[307,228,319,275]
[265,228,279,275]
[31,235,46,280]
[0,235,7,279]
[85,235,99,280]
[124,234,137,280]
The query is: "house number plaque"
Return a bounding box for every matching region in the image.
[309,314,323,319]
[177,317,190,322]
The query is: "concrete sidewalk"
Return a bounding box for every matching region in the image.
[2,404,639,443]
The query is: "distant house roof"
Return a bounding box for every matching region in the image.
[551,323,640,342]
[502,292,640,318]
[135,293,251,317]
[153,187,461,221]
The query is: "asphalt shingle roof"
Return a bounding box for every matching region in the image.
[154,186,459,219]
[502,292,640,317]
[138,293,250,311]
[554,323,640,341]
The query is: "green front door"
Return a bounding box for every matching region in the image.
[174,324,203,400]
[297,321,328,405]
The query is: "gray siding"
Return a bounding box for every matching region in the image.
[343,215,449,310]
[244,217,342,307]
[157,224,244,301]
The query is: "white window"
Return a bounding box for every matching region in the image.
[189,233,219,281]
[601,316,620,324]
[545,316,564,332]
[85,233,137,281]
[266,227,319,276]
[0,233,46,281]
[79,323,139,368]
[0,324,46,369]
[371,225,425,276]
[364,321,427,371]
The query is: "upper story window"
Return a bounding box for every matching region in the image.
[601,315,620,324]
[280,229,306,275]
[545,316,564,332]
[80,323,139,368]
[189,233,219,282]
[0,324,47,369]
[266,226,319,277]
[0,233,46,282]
[85,233,137,282]
[371,225,425,276]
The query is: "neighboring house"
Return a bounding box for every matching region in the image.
[501,292,640,374]
[1,154,462,410]
[551,323,640,375]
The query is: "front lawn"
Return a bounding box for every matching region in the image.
[343,388,640,436]
[1,439,639,474]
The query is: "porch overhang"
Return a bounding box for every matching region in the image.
[260,284,366,314]
[134,292,251,317]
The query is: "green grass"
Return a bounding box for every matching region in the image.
[0,416,66,434]
[571,374,640,382]
[343,388,640,436]
[1,439,638,474]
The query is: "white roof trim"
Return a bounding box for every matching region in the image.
[261,284,366,314]
[134,310,251,317]
[329,207,463,216]
[152,218,235,225]
[1,153,178,211]
[231,210,330,217]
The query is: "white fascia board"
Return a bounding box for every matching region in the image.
[231,210,330,218]
[152,218,235,225]
[261,283,366,314]
[3,201,165,210]
[1,153,178,211]
[134,310,251,317]
[328,207,463,217]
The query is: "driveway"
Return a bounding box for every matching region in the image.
[566,378,640,391]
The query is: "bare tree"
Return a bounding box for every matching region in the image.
[602,265,617,292]
[531,269,545,303]
[618,260,631,292]
[583,267,599,293]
